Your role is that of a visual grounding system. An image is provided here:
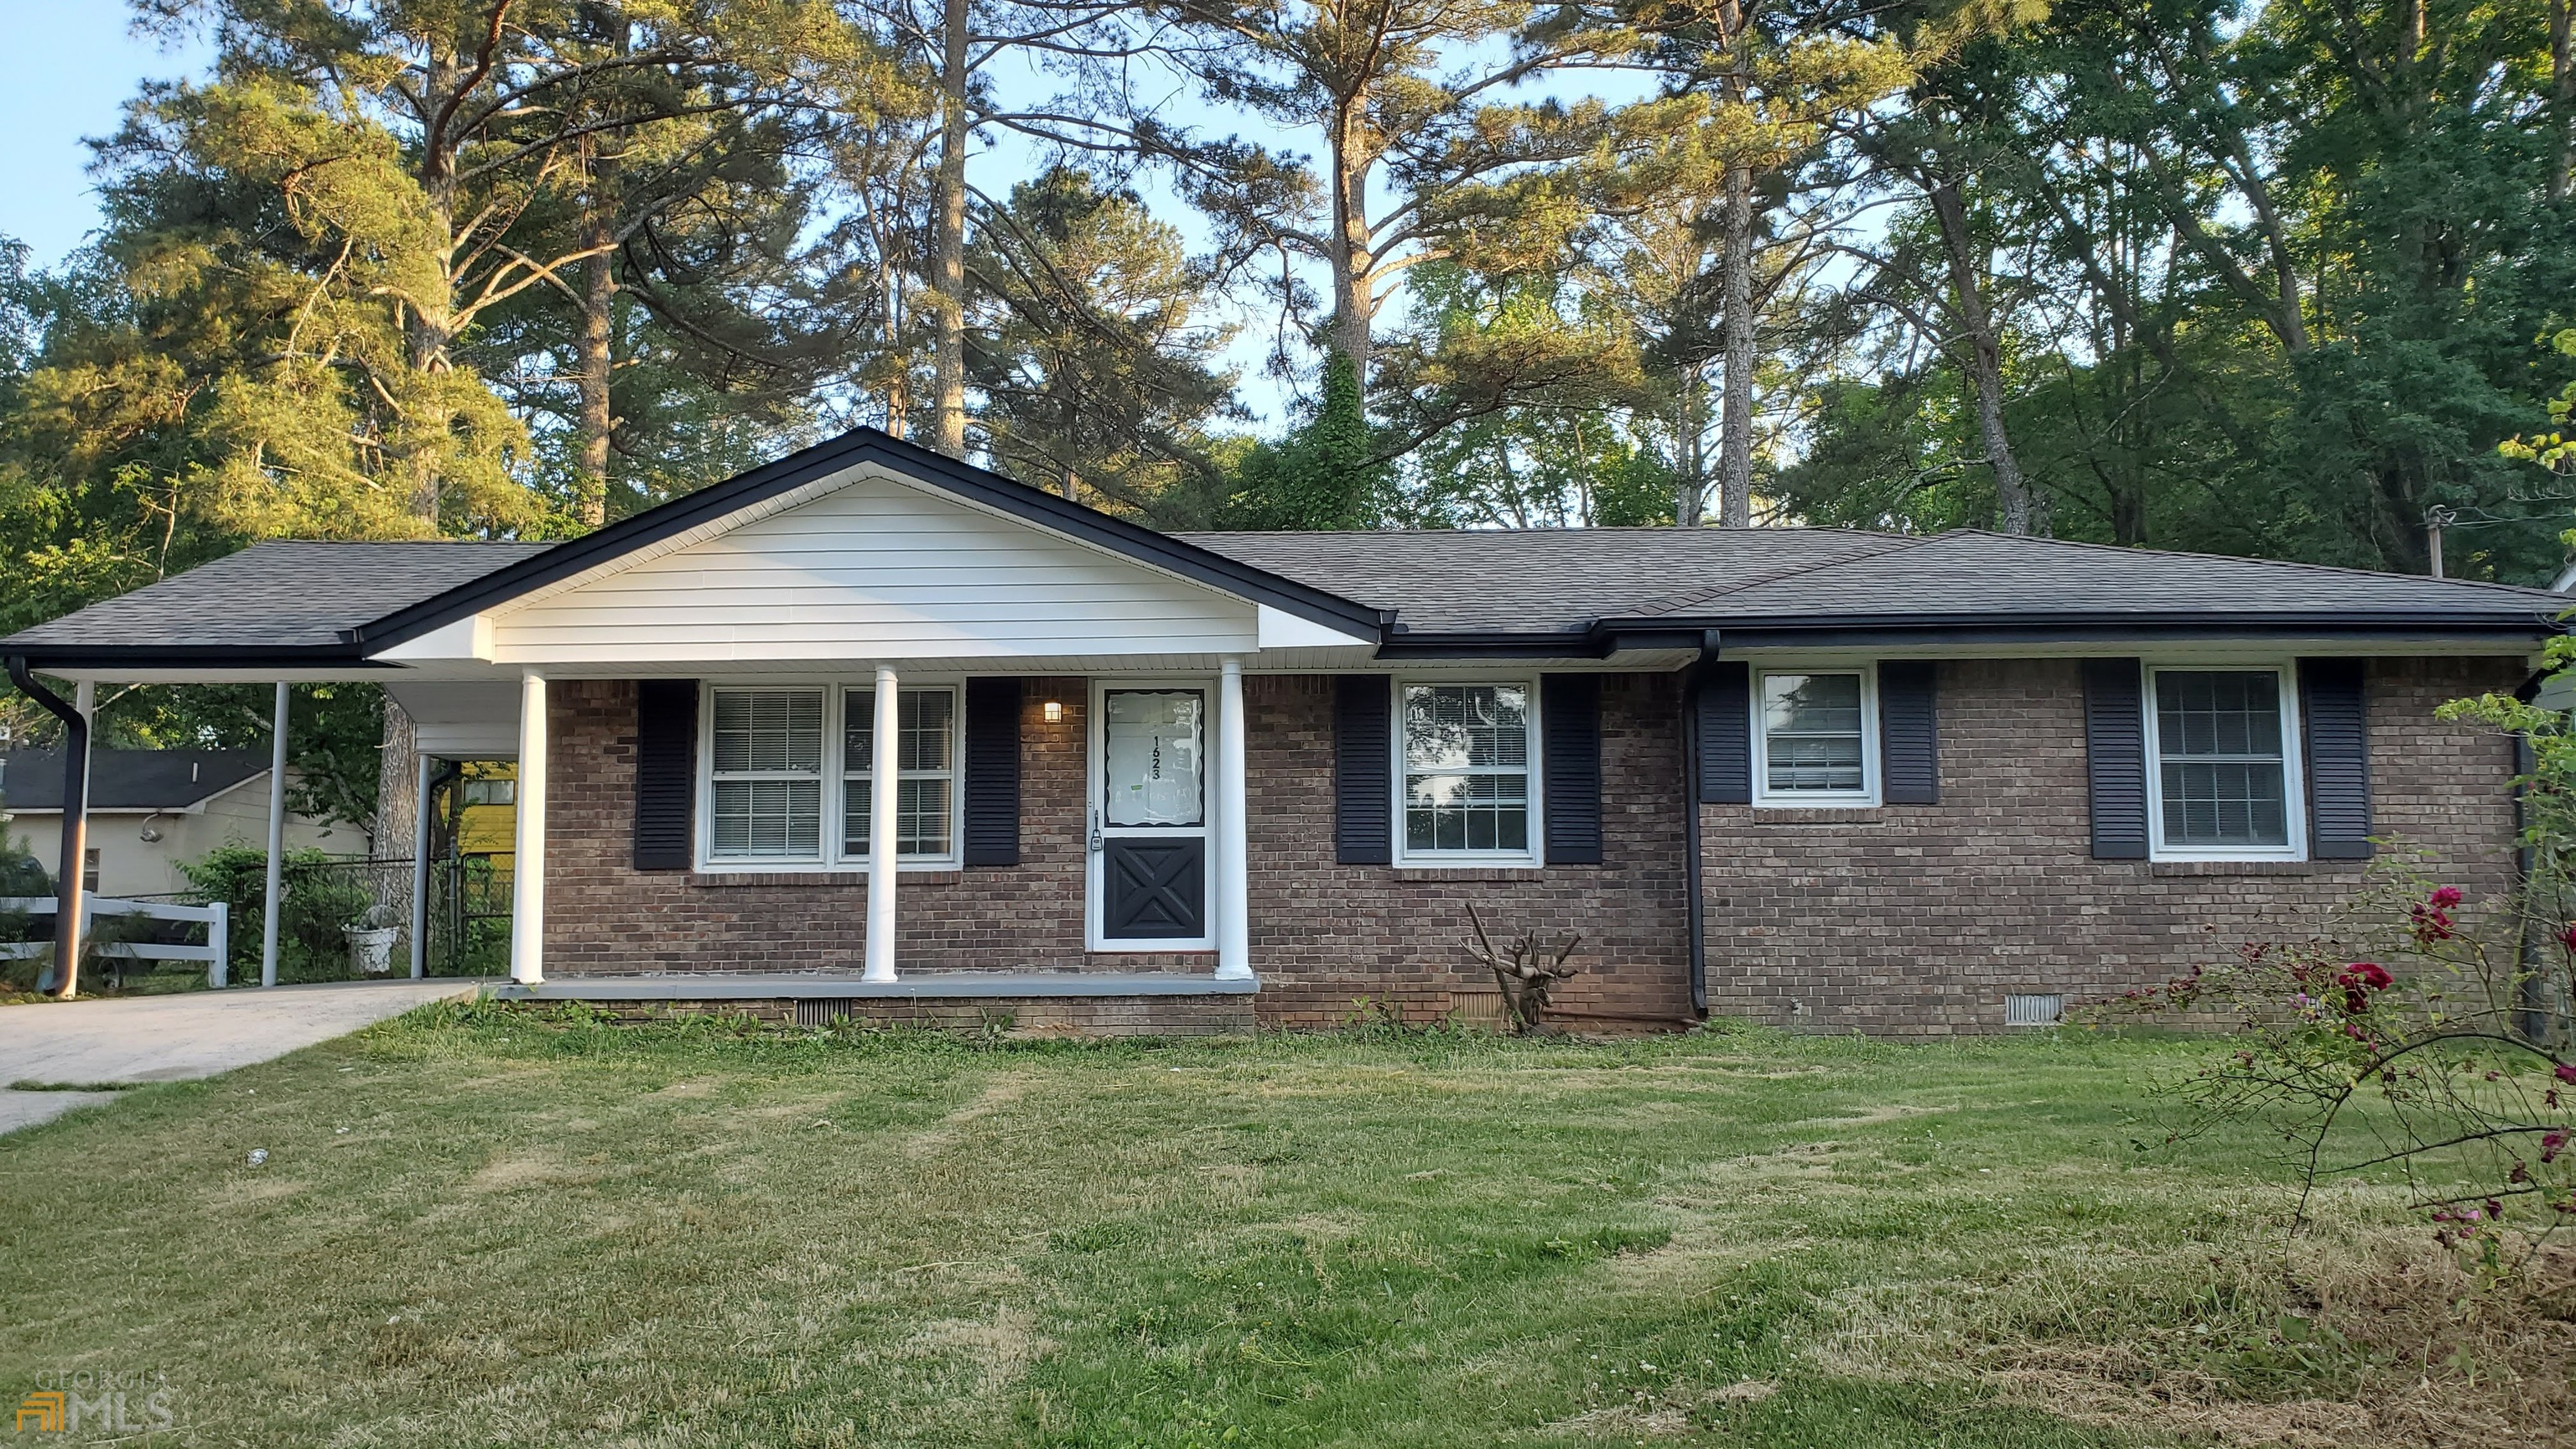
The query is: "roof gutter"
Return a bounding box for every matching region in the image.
[1606,609,2565,649]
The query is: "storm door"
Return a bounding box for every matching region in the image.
[1089,685,1212,948]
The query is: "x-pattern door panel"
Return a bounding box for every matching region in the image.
[1104,839,1205,938]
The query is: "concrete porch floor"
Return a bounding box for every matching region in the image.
[491,972,1258,1000]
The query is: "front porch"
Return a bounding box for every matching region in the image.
[490,969,1259,1036]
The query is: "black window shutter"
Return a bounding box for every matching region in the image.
[1878,661,1940,804]
[2081,658,2149,860]
[1542,673,1603,865]
[963,677,1023,866]
[1334,674,1392,864]
[632,679,697,871]
[2300,657,2373,860]
[1696,661,1752,803]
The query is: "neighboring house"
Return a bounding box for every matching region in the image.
[0,750,366,898]
[0,428,2560,1034]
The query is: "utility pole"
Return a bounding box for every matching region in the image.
[2425,505,2456,579]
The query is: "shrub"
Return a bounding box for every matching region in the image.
[179,844,379,984]
[2113,651,2576,1277]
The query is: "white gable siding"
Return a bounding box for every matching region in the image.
[486,470,1258,664]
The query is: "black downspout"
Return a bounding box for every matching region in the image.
[1680,632,1720,1017]
[2513,668,2550,1046]
[8,657,86,999]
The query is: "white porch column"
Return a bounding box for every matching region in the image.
[509,672,547,985]
[260,681,288,987]
[1214,657,1251,980]
[408,752,434,979]
[864,664,900,982]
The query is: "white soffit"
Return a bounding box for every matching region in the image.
[1257,603,1376,652]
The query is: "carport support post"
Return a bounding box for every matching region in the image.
[260,682,288,988]
[1215,657,1250,981]
[864,664,900,983]
[7,659,91,998]
[408,751,433,979]
[510,672,547,986]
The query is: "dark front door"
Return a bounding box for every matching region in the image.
[1092,685,1213,948]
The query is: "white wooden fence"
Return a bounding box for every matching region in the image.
[0,897,231,988]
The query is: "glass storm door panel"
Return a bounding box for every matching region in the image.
[1103,690,1205,826]
[1094,688,1211,945]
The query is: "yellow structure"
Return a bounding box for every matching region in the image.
[453,761,517,866]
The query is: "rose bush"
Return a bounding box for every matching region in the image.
[2109,652,2576,1278]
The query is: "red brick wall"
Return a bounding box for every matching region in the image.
[536,655,2523,1037]
[1699,656,2527,1036]
[545,676,1119,975]
[539,672,1692,1025]
[1243,673,1692,1029]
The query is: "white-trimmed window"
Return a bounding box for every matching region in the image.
[2147,665,2303,859]
[1753,667,1877,804]
[701,683,961,866]
[844,685,958,858]
[1398,681,1537,859]
[709,688,825,860]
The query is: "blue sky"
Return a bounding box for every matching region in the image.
[0,4,213,267]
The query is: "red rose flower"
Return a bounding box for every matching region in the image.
[2430,886,2464,909]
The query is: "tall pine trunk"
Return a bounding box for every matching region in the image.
[1929,176,2038,535]
[1327,96,1374,383]
[575,207,615,527]
[1675,362,1706,527]
[931,0,971,456]
[1718,161,1754,529]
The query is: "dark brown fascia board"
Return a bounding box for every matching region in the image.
[351,427,1390,652]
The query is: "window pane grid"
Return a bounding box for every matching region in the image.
[842,687,959,859]
[1761,673,1867,795]
[1400,684,1533,855]
[709,688,824,860]
[2154,670,2291,849]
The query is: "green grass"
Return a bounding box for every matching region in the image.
[0,1010,2435,1446]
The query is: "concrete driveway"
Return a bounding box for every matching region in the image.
[0,979,480,1133]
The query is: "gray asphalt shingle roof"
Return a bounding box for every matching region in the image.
[1654,531,2564,622]
[0,520,2558,659]
[0,750,270,811]
[3,541,552,650]
[1176,528,1908,633]
[1182,527,2563,633]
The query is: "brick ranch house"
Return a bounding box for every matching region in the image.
[3,429,2560,1034]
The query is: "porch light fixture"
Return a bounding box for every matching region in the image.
[1042,699,1063,724]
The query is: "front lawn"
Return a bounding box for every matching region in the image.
[0,1010,2554,1446]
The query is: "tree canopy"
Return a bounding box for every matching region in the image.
[3,0,2571,826]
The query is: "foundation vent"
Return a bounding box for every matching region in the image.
[2004,993,2064,1027]
[795,999,855,1028]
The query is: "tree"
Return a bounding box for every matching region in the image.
[1158,0,1653,386]
[964,168,1243,526]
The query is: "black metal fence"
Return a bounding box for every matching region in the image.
[166,854,512,984]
